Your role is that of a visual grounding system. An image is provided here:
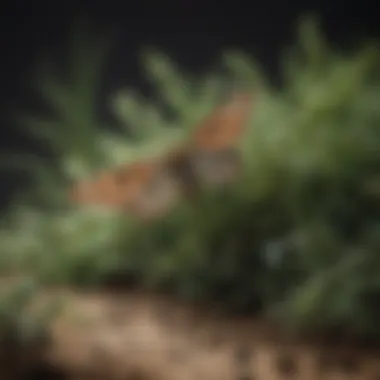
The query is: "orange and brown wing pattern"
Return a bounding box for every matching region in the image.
[191,91,253,151]
[186,91,254,186]
[69,89,254,219]
[70,161,154,207]
[69,159,182,219]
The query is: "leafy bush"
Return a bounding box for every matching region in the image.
[1,16,379,339]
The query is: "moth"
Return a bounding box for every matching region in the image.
[69,90,254,220]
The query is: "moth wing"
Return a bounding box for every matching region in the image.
[188,149,243,187]
[191,91,253,151]
[69,161,155,208]
[69,159,183,220]
[69,171,126,207]
[129,164,183,220]
[186,91,253,186]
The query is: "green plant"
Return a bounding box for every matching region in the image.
[1,15,379,338]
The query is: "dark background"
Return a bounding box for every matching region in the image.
[0,0,379,208]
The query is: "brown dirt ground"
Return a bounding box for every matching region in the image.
[1,281,380,380]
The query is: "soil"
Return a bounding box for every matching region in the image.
[1,283,380,380]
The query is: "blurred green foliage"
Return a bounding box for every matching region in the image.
[0,15,379,340]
